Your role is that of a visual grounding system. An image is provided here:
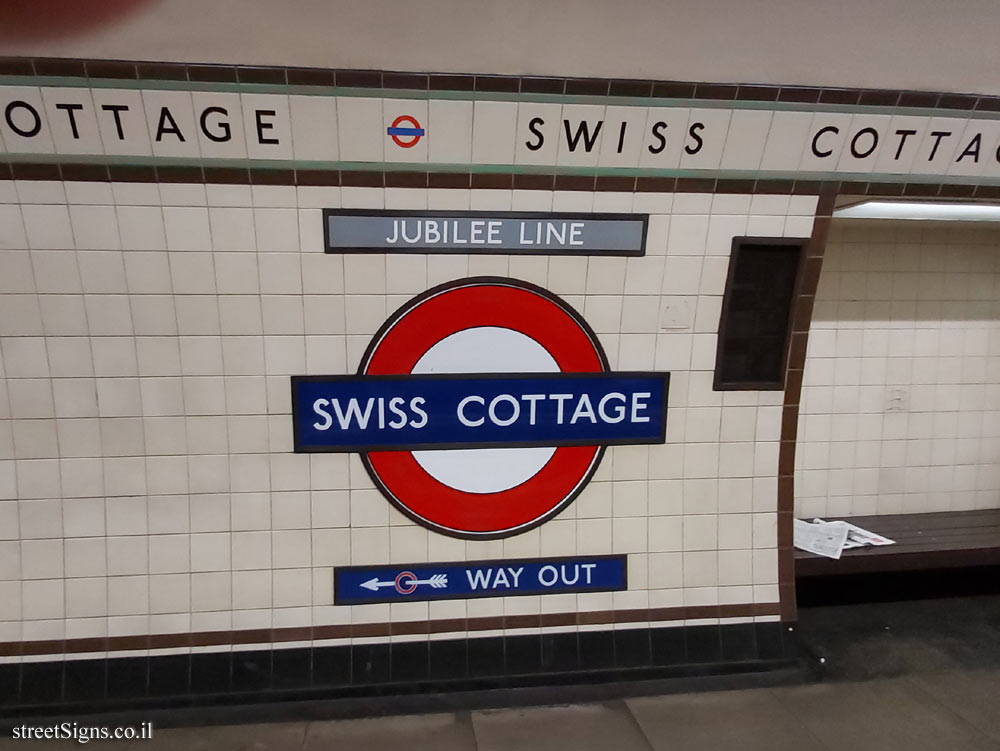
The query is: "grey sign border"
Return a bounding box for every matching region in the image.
[323,209,649,256]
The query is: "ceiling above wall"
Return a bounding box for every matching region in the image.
[1,0,999,96]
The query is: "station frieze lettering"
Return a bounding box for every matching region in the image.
[3,83,1000,181]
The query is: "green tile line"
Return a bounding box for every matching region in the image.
[2,74,999,120]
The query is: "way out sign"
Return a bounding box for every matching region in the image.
[334,555,627,605]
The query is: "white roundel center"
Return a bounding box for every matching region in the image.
[411,326,558,494]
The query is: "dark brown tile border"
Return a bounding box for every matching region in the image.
[819,89,861,106]
[385,171,428,188]
[84,60,138,80]
[474,75,519,93]
[512,173,554,191]
[390,620,430,636]
[540,612,577,627]
[204,166,253,184]
[565,78,610,96]
[60,163,110,182]
[237,66,288,85]
[471,173,512,189]
[777,184,837,622]
[609,79,653,98]
[11,162,61,180]
[335,70,382,88]
[5,57,999,114]
[778,87,821,104]
[694,83,738,100]
[1,603,776,657]
[339,170,383,188]
[155,165,204,183]
[107,164,156,182]
[230,628,272,645]
[382,72,429,91]
[33,58,87,77]
[286,67,336,87]
[428,172,471,189]
[313,625,352,640]
[187,64,238,83]
[0,57,34,76]
[430,74,476,92]
[553,174,595,192]
[136,62,188,81]
[0,163,980,201]
[737,85,780,102]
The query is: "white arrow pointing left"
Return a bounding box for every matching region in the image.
[360,577,397,591]
[359,573,449,592]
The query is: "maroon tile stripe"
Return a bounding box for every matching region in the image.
[3,56,999,111]
[0,602,780,657]
[4,163,999,201]
[777,185,838,622]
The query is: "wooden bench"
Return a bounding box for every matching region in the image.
[794,509,1000,577]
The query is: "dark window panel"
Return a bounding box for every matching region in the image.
[715,238,806,390]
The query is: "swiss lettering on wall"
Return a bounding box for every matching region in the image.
[291,277,670,539]
[2,83,1000,179]
[324,210,648,255]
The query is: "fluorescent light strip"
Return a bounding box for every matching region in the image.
[834,200,1000,221]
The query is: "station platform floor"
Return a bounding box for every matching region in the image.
[4,586,1000,750]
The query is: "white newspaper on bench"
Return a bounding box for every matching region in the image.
[794,518,897,558]
[813,519,896,550]
[794,519,849,559]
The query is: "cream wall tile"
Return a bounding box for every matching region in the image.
[40,87,102,155]
[427,99,472,164]
[719,109,771,171]
[141,89,201,159]
[598,106,649,168]
[678,108,732,170]
[0,86,55,154]
[190,91,247,159]
[382,98,428,164]
[911,116,968,176]
[471,100,518,165]
[835,114,891,174]
[91,89,151,156]
[638,106,690,170]
[337,97,383,163]
[514,102,561,165]
[290,94,338,162]
[758,111,812,173]
[557,104,606,166]
[798,112,852,173]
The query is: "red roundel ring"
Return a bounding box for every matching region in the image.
[359,277,609,539]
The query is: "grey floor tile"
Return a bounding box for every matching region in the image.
[908,670,1000,742]
[627,688,828,751]
[471,701,652,751]
[128,721,307,750]
[304,712,476,751]
[770,678,1000,751]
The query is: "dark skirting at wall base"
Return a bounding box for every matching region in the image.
[0,622,798,721]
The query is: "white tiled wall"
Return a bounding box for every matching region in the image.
[0,181,814,654]
[795,220,1000,518]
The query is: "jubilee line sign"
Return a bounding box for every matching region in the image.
[323,210,648,255]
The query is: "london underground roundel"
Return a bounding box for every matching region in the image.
[363,277,606,538]
[291,277,670,539]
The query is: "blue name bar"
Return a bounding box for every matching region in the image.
[335,555,627,604]
[291,372,668,452]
